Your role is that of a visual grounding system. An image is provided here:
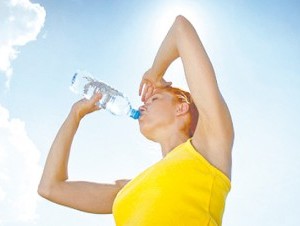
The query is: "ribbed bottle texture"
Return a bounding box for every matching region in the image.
[70,70,140,120]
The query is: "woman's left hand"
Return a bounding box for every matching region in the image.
[71,93,102,121]
[139,68,172,102]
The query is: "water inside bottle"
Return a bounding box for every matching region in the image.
[70,71,140,119]
[106,95,130,115]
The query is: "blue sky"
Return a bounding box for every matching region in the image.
[0,0,299,225]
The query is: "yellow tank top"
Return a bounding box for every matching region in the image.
[112,139,231,226]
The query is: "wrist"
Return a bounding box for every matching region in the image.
[149,66,165,80]
[69,107,82,125]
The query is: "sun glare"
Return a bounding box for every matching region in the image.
[152,1,199,43]
[150,1,202,91]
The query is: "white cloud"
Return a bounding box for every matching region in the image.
[0,0,46,87]
[0,105,42,223]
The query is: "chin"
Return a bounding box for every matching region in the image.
[138,122,155,141]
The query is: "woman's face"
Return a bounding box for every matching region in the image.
[138,90,177,140]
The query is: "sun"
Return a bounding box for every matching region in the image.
[148,1,201,90]
[152,1,199,43]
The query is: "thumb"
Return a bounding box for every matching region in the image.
[161,79,172,87]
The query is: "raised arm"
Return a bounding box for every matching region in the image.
[38,93,129,214]
[140,15,234,178]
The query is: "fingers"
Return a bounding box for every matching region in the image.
[139,79,173,102]
[139,80,145,96]
[89,92,102,111]
[161,78,172,87]
[140,80,155,102]
[139,70,172,102]
[72,93,102,119]
[90,92,102,105]
[143,85,154,102]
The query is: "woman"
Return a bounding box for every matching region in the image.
[38,15,234,225]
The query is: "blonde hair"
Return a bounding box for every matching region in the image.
[162,86,199,137]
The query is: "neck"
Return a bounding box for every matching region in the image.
[158,132,190,157]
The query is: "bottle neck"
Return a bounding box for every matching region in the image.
[129,108,140,120]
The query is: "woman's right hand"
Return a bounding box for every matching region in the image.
[71,93,102,121]
[139,68,172,102]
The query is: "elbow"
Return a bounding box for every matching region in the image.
[37,174,68,200]
[174,15,189,27]
[175,15,187,22]
[173,15,192,35]
[38,179,59,200]
[37,182,51,199]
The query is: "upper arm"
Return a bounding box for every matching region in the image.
[38,179,129,214]
[175,16,234,168]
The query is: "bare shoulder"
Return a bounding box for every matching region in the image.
[115,179,131,188]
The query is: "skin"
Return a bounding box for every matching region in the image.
[138,89,191,156]
[38,15,234,215]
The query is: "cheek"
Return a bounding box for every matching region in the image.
[139,101,175,124]
[138,103,176,139]
[157,102,175,116]
[151,103,176,123]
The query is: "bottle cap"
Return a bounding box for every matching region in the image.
[130,109,140,120]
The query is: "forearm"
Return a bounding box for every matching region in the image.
[39,110,79,188]
[154,16,213,75]
[139,16,197,100]
[38,94,100,198]
[151,17,180,77]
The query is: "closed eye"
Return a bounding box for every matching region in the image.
[145,94,160,105]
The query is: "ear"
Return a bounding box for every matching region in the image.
[176,102,190,116]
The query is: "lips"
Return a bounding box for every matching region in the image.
[139,105,147,114]
[138,107,147,121]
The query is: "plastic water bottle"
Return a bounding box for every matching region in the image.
[70,70,140,120]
